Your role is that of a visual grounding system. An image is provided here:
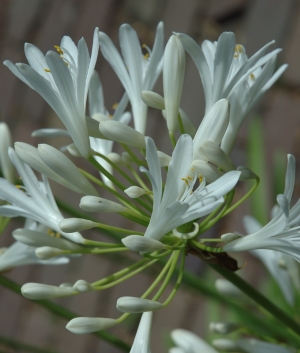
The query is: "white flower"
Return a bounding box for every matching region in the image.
[0,123,14,183]
[177,31,287,154]
[129,312,153,353]
[243,215,295,305]
[4,28,99,158]
[141,135,241,240]
[0,148,84,243]
[98,22,164,134]
[88,70,131,187]
[171,329,218,353]
[224,154,300,263]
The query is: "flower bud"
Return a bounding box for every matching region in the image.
[13,228,81,250]
[67,143,82,157]
[122,152,134,165]
[86,116,107,139]
[124,186,146,198]
[73,280,94,293]
[35,246,64,260]
[215,279,243,299]
[0,123,14,183]
[200,141,235,171]
[59,218,96,233]
[221,233,241,244]
[212,339,239,352]
[79,196,126,213]
[157,151,171,167]
[116,297,163,313]
[163,35,186,134]
[141,91,165,109]
[21,283,77,300]
[31,128,70,138]
[38,144,99,196]
[191,160,223,183]
[66,317,117,334]
[122,235,166,252]
[237,166,258,181]
[107,152,122,164]
[209,322,240,334]
[99,120,146,148]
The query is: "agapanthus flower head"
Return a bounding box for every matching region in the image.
[4,28,100,158]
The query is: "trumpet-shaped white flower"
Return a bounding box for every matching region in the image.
[98,22,164,134]
[4,28,99,158]
[243,215,295,305]
[224,155,300,263]
[171,329,218,353]
[130,312,153,353]
[0,148,84,243]
[141,135,240,241]
[177,32,287,154]
[88,70,131,187]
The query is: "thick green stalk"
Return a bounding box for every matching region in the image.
[209,264,300,342]
[0,276,130,352]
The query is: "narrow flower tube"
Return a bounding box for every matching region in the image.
[124,186,146,198]
[99,120,146,148]
[163,35,186,134]
[122,235,166,252]
[66,317,117,334]
[38,144,98,196]
[35,246,64,260]
[0,123,14,183]
[21,282,77,300]
[116,297,163,313]
[129,312,153,353]
[79,196,126,213]
[59,218,97,233]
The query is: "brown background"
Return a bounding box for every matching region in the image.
[0,0,300,352]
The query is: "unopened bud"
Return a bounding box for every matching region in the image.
[67,143,82,157]
[59,218,96,233]
[79,196,126,213]
[122,235,166,252]
[237,166,258,181]
[192,160,223,183]
[73,280,94,293]
[221,233,241,244]
[66,317,117,334]
[124,186,146,198]
[209,322,240,334]
[35,246,64,259]
[141,91,165,109]
[21,283,77,300]
[215,279,243,299]
[122,152,134,165]
[200,141,235,171]
[0,123,14,183]
[107,152,122,164]
[99,120,146,149]
[157,151,171,167]
[212,339,239,352]
[116,297,163,313]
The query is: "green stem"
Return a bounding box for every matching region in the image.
[0,276,130,352]
[209,264,300,340]
[223,177,260,216]
[0,334,64,353]
[178,113,185,135]
[121,144,146,167]
[62,247,128,255]
[169,132,176,147]
[94,221,144,235]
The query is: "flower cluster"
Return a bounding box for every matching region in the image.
[1,20,299,353]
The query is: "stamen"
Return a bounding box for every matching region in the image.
[112,103,118,110]
[181,177,189,186]
[54,45,64,55]
[144,53,149,59]
[44,68,51,73]
[234,44,243,58]
[250,73,255,81]
[198,174,203,183]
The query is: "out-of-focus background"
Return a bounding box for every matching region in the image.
[0,0,300,352]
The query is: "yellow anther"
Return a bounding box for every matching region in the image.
[55,232,61,238]
[109,114,113,119]
[54,45,64,55]
[112,103,119,110]
[181,177,189,186]
[142,44,147,48]
[234,44,243,53]
[198,174,203,183]
[144,53,149,59]
[187,176,193,181]
[44,68,51,73]
[65,62,69,66]
[250,73,255,81]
